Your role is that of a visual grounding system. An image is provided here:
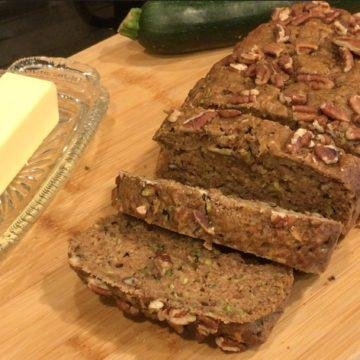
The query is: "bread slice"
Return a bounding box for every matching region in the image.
[112,172,342,273]
[154,108,360,233]
[68,214,293,352]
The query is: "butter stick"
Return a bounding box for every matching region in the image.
[0,72,59,195]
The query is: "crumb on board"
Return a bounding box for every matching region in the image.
[327,275,336,282]
[84,166,90,171]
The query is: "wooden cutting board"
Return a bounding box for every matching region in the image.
[0,35,359,360]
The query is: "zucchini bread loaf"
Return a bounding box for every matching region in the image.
[154,1,360,232]
[112,172,342,273]
[68,214,293,353]
[154,108,360,232]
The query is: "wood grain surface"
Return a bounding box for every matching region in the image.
[0,35,359,360]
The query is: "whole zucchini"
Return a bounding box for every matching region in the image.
[118,0,360,54]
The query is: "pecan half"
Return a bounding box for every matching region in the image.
[229,63,248,72]
[228,94,255,104]
[292,105,318,122]
[345,126,360,140]
[278,54,293,74]
[275,24,290,43]
[320,102,350,122]
[88,278,112,297]
[279,93,307,105]
[333,36,360,56]
[116,299,140,316]
[287,128,315,153]
[339,47,354,73]
[279,92,292,105]
[217,109,242,118]
[239,45,264,64]
[297,74,334,90]
[272,7,291,22]
[183,111,216,130]
[349,95,360,115]
[215,337,242,352]
[168,309,196,326]
[334,20,348,35]
[314,144,339,164]
[193,210,215,235]
[255,63,272,85]
[263,42,284,57]
[293,105,318,113]
[295,42,318,54]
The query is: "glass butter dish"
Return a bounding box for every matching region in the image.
[0,56,109,251]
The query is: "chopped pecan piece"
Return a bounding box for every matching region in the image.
[154,252,172,277]
[278,54,293,74]
[136,205,147,216]
[292,105,318,113]
[322,9,341,24]
[229,63,248,72]
[116,299,140,316]
[245,63,257,77]
[215,337,242,352]
[313,116,328,133]
[294,113,317,122]
[292,13,312,26]
[255,63,272,85]
[339,47,354,73]
[239,45,264,64]
[333,36,360,56]
[167,109,182,123]
[168,309,196,326]
[334,20,348,35]
[297,74,334,90]
[293,105,318,122]
[193,210,215,235]
[349,95,360,115]
[228,94,255,104]
[241,88,260,96]
[315,134,333,145]
[314,144,339,164]
[217,109,242,118]
[345,126,360,140]
[148,299,165,311]
[183,111,216,130]
[292,94,308,105]
[275,24,290,43]
[295,42,318,54]
[271,72,289,88]
[287,128,315,153]
[197,316,219,336]
[263,42,284,57]
[88,278,112,297]
[320,102,350,122]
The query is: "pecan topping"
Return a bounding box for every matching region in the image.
[228,94,255,104]
[193,210,215,235]
[292,13,312,26]
[241,88,260,96]
[272,7,291,22]
[88,278,112,297]
[314,144,339,164]
[297,74,334,90]
[345,126,360,141]
[287,128,315,153]
[183,111,216,130]
[148,299,165,311]
[293,106,318,122]
[271,211,295,228]
[349,95,360,115]
[136,205,147,216]
[292,105,318,113]
[271,72,289,88]
[313,116,328,133]
[154,252,172,277]
[263,42,284,57]
[245,63,257,77]
[167,109,182,123]
[295,42,318,54]
[116,299,140,316]
[239,45,264,64]
[333,36,360,56]
[123,277,137,286]
[320,102,350,122]
[279,92,292,105]
[315,133,333,145]
[229,63,248,72]
[292,94,308,105]
[217,109,242,118]
[275,24,290,43]
[215,337,242,352]
[197,316,219,336]
[255,63,272,85]
[278,54,293,74]
[339,47,354,73]
[322,9,341,24]
[168,309,196,326]
[334,20,348,35]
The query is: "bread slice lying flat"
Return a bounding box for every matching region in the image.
[68,214,293,352]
